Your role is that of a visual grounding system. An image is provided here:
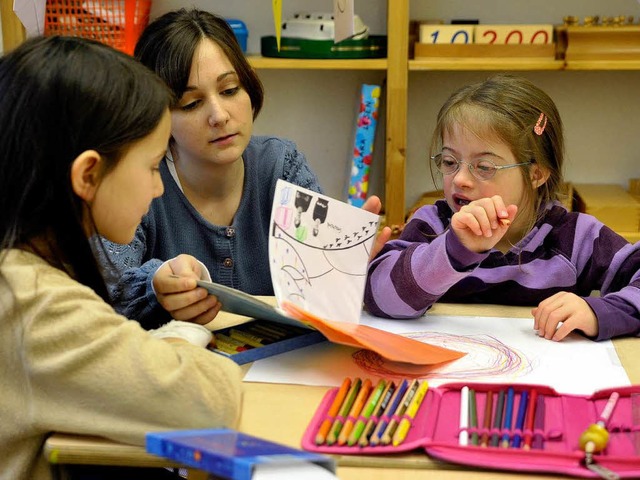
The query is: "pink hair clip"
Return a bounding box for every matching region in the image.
[534,112,547,136]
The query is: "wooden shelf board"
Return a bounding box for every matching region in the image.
[247,56,387,70]
[619,232,640,243]
[565,60,640,70]
[409,58,564,71]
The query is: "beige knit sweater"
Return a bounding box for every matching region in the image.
[0,250,243,480]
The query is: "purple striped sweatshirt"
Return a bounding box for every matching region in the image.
[364,200,640,341]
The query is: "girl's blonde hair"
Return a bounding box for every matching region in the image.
[430,74,565,228]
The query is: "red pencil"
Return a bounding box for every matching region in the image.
[523,389,538,450]
[480,391,493,447]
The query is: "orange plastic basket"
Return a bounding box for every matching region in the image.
[44,1,152,55]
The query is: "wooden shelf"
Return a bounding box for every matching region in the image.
[621,232,640,243]
[565,60,640,70]
[1,0,25,52]
[248,55,640,72]
[247,55,387,70]
[410,58,564,71]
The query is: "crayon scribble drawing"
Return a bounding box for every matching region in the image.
[269,180,379,324]
[352,332,534,382]
[244,313,630,394]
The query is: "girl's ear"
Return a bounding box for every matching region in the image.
[530,163,551,189]
[70,150,103,202]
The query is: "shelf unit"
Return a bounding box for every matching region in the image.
[249,1,409,229]
[247,56,386,70]
[3,0,638,232]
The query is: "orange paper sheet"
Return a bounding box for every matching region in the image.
[282,301,465,366]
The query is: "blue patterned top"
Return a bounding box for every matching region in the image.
[101,136,323,329]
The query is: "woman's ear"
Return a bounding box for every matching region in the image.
[530,163,551,189]
[70,150,103,202]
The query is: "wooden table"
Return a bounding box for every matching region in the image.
[44,303,640,479]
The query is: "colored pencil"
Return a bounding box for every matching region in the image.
[315,377,352,445]
[359,381,396,447]
[326,377,362,446]
[469,388,479,446]
[583,392,621,456]
[370,379,409,447]
[215,333,251,352]
[459,386,469,446]
[490,390,505,447]
[531,394,545,450]
[229,328,273,348]
[598,392,620,426]
[480,391,493,447]
[501,387,515,448]
[337,379,372,445]
[380,379,419,445]
[511,390,529,448]
[347,379,387,446]
[522,389,538,450]
[244,324,284,341]
[392,380,429,446]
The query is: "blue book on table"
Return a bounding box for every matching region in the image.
[146,429,335,480]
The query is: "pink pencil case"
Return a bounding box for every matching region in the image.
[301,382,640,478]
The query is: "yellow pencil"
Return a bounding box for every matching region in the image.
[392,381,429,446]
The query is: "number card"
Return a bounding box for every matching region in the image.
[419,24,474,44]
[475,25,553,45]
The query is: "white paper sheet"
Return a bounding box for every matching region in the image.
[244,312,630,395]
[254,462,337,480]
[269,180,378,324]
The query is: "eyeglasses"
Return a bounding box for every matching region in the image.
[431,152,532,181]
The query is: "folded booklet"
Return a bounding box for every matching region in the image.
[303,379,640,478]
[198,179,464,366]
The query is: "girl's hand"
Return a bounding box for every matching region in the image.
[153,254,221,325]
[532,292,599,341]
[450,196,518,253]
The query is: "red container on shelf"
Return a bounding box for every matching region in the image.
[44,1,152,55]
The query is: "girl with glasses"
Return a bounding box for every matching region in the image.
[365,74,640,342]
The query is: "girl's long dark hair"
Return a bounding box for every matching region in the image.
[0,35,171,301]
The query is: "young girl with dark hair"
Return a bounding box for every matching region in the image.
[0,35,242,480]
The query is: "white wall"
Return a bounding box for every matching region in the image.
[150,0,640,208]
